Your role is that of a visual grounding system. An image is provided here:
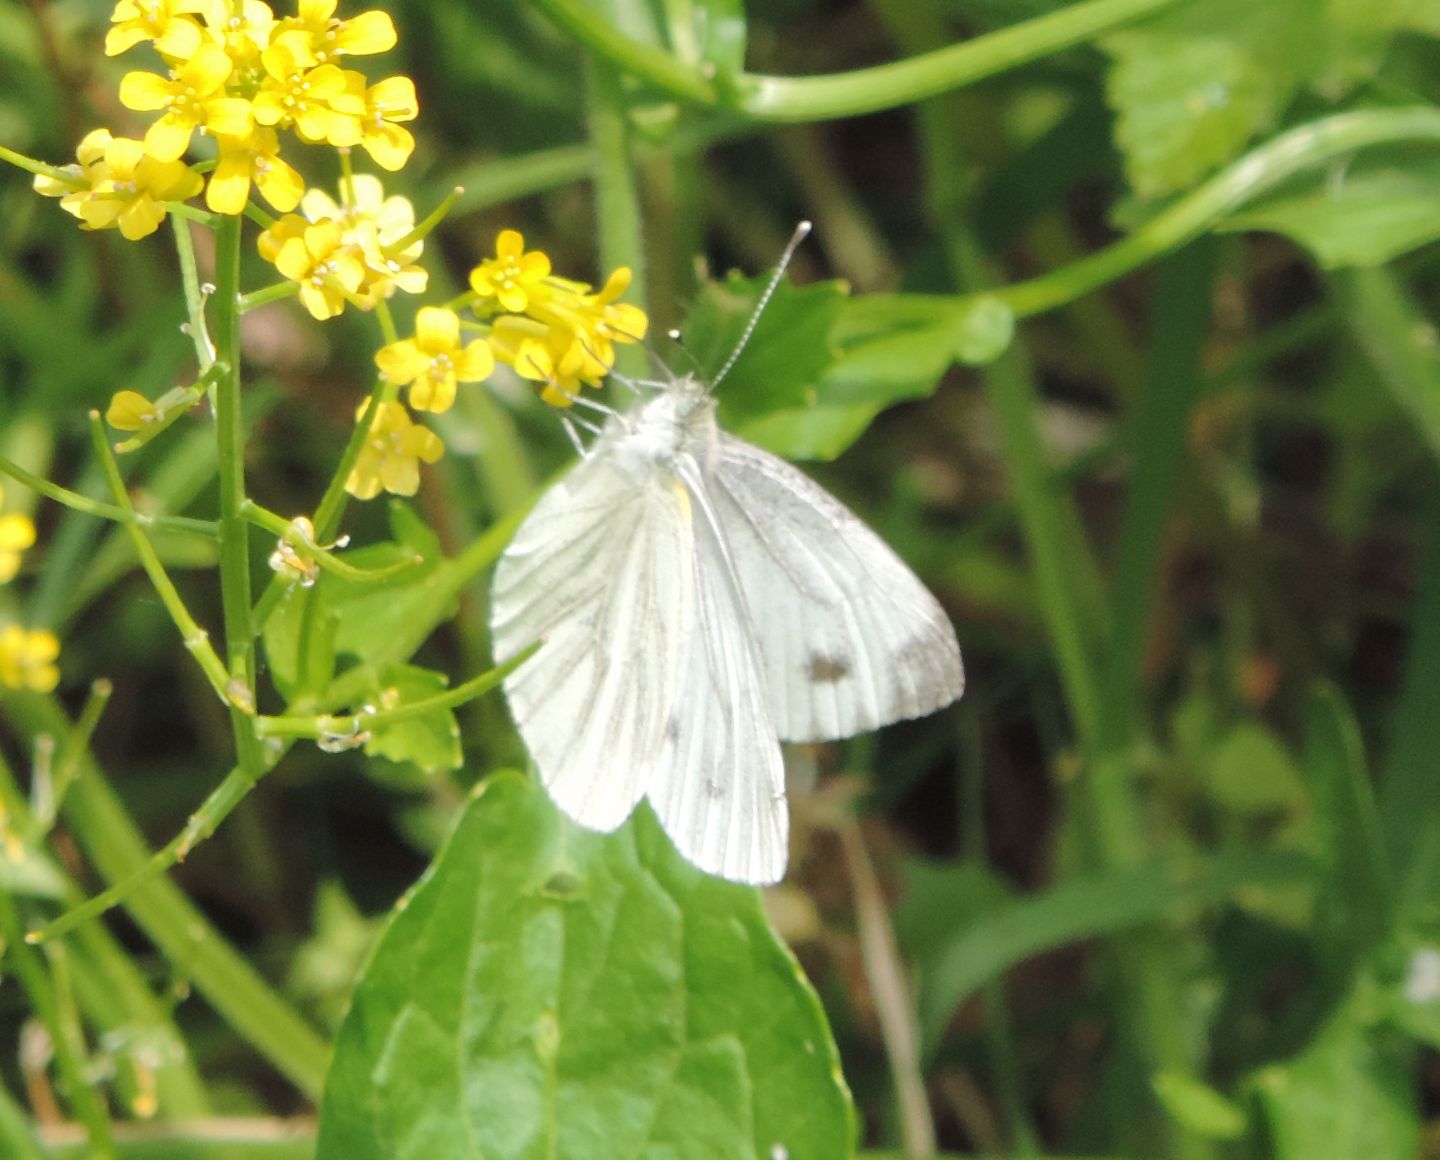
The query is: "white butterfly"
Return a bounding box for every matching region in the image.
[490,243,964,885]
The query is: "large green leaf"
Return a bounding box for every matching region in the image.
[1103,0,1440,198]
[317,771,855,1159]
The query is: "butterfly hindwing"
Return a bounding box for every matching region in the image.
[645,461,788,885]
[709,433,964,743]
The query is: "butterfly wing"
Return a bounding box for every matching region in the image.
[709,433,964,743]
[645,461,788,885]
[490,451,691,833]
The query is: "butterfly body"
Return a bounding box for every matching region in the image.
[491,375,963,884]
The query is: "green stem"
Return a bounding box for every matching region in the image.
[588,58,648,307]
[530,0,717,105]
[211,214,268,779]
[171,215,214,370]
[979,341,1101,740]
[988,107,1440,319]
[0,749,208,1118]
[0,453,216,538]
[86,417,235,702]
[740,0,1181,121]
[212,216,254,679]
[255,642,538,740]
[1084,243,1219,1160]
[313,502,529,713]
[6,697,328,1098]
[0,889,118,1158]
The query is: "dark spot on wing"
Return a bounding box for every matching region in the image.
[808,654,851,683]
[664,715,680,743]
[705,779,726,800]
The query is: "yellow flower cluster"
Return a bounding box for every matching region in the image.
[34,0,415,235]
[0,485,58,695]
[0,627,60,694]
[0,486,37,585]
[344,230,648,499]
[259,174,426,320]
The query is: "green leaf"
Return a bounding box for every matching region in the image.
[361,664,463,783]
[1102,0,1440,198]
[682,273,847,426]
[317,771,856,1160]
[1302,686,1394,953]
[1103,0,1305,199]
[262,585,338,702]
[1205,721,1306,816]
[1253,995,1420,1159]
[328,504,450,665]
[894,859,1013,964]
[729,292,1009,461]
[1152,1069,1246,1140]
[917,850,1317,1057]
[1221,153,1440,267]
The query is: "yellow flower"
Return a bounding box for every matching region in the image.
[119,42,252,162]
[208,126,304,215]
[105,389,160,431]
[330,73,417,171]
[279,0,397,63]
[197,0,276,77]
[37,129,203,241]
[252,37,351,144]
[509,328,596,409]
[469,230,551,314]
[273,218,366,320]
[257,211,308,264]
[0,626,60,693]
[345,401,443,499]
[376,307,494,413]
[301,176,427,306]
[105,0,205,58]
[559,266,649,380]
[0,484,35,584]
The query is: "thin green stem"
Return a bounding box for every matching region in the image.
[255,642,539,740]
[313,502,530,712]
[588,62,647,287]
[739,0,1181,121]
[171,215,214,370]
[530,0,717,105]
[588,58,648,375]
[980,342,1102,739]
[211,215,268,790]
[0,890,118,1158]
[236,281,300,314]
[5,695,329,1097]
[239,500,422,583]
[0,749,207,1118]
[86,416,235,702]
[987,107,1440,319]
[0,453,216,538]
[1084,243,1220,1160]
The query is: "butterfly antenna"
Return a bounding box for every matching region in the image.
[711,219,812,389]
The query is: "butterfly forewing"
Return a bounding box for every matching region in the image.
[709,433,964,743]
[491,451,692,832]
[645,460,788,885]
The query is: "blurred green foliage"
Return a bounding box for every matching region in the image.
[3,0,1440,1157]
